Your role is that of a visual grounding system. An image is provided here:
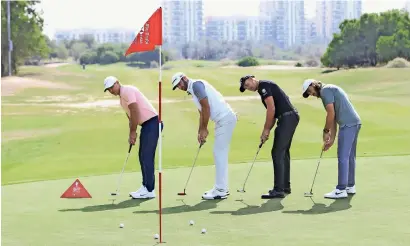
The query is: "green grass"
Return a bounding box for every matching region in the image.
[2,156,410,245]
[1,62,410,245]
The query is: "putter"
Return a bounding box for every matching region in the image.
[177,142,204,196]
[237,142,264,193]
[110,144,133,196]
[304,148,324,197]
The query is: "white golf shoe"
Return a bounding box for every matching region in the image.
[346,185,356,194]
[202,187,229,200]
[324,189,348,199]
[129,186,156,199]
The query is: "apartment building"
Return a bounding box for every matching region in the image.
[162,0,204,45]
[316,0,362,43]
[205,16,268,41]
[259,0,306,49]
[54,28,136,44]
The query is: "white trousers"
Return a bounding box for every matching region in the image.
[213,111,237,190]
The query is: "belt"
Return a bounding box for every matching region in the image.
[277,110,298,120]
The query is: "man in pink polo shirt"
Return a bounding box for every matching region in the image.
[104,76,163,199]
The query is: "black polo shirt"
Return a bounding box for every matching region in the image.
[257,80,295,119]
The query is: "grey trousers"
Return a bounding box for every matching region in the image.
[336,124,362,190]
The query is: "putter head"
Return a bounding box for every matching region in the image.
[304,192,313,197]
[177,192,186,196]
[111,192,118,196]
[237,189,246,193]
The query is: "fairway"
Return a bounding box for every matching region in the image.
[2,62,410,245]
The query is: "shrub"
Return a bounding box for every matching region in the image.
[237,56,260,67]
[99,51,119,65]
[150,61,159,68]
[385,57,410,68]
[295,62,303,67]
[304,59,319,67]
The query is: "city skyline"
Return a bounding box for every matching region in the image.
[37,0,409,39]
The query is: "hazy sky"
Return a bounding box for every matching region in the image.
[36,0,409,38]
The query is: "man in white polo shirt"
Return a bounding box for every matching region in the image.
[171,72,237,200]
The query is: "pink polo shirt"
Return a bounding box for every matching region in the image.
[119,85,158,125]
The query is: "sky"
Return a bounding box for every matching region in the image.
[36,0,409,38]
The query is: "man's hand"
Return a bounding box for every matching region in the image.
[198,128,209,145]
[129,131,137,145]
[261,128,270,144]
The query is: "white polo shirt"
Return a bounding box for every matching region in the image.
[186,79,233,122]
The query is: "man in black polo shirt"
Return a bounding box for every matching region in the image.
[239,75,300,198]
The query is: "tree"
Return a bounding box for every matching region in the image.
[1,1,49,76]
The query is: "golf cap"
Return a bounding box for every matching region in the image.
[239,75,255,92]
[171,72,185,90]
[104,76,118,92]
[302,79,315,98]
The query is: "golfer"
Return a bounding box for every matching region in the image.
[104,76,163,199]
[302,79,361,199]
[239,75,299,199]
[171,72,237,200]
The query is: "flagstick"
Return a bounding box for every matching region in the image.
[158,45,163,243]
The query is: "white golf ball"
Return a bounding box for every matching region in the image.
[189,220,194,225]
[119,223,124,228]
[154,233,159,239]
[201,228,206,234]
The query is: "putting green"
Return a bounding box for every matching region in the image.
[2,155,409,246]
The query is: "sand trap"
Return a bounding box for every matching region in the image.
[222,65,317,70]
[43,62,70,68]
[1,76,78,96]
[2,128,61,142]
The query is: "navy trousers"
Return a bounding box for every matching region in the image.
[139,116,163,192]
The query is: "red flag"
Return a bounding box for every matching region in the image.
[125,7,163,56]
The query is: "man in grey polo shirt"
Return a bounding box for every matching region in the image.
[302,79,361,199]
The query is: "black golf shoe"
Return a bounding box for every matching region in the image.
[261,189,285,199]
[284,188,291,194]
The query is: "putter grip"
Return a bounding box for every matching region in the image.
[128,144,133,153]
[259,142,263,148]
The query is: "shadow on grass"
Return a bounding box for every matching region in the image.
[210,198,284,216]
[58,198,150,212]
[282,195,354,215]
[133,199,223,215]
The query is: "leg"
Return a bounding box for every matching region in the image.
[138,135,146,188]
[203,113,236,200]
[348,125,361,188]
[284,113,300,192]
[336,126,358,190]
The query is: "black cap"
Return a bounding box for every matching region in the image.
[239,75,254,93]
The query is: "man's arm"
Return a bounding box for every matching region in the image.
[128,103,139,133]
[192,82,209,131]
[324,103,335,133]
[263,96,276,131]
[199,98,210,130]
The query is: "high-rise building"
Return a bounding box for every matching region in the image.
[405,0,410,13]
[205,16,268,41]
[259,0,306,49]
[162,0,204,45]
[54,28,136,44]
[316,0,362,43]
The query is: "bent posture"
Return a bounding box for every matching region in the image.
[302,79,361,199]
[104,76,163,199]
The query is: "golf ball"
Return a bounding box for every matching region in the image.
[119,223,124,228]
[189,220,194,225]
[201,228,206,234]
[154,234,159,239]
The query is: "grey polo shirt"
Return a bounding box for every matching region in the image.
[321,84,361,127]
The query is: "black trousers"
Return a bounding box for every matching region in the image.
[139,116,163,192]
[271,112,300,192]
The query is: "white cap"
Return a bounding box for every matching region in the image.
[104,76,118,92]
[171,72,185,90]
[302,79,315,98]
